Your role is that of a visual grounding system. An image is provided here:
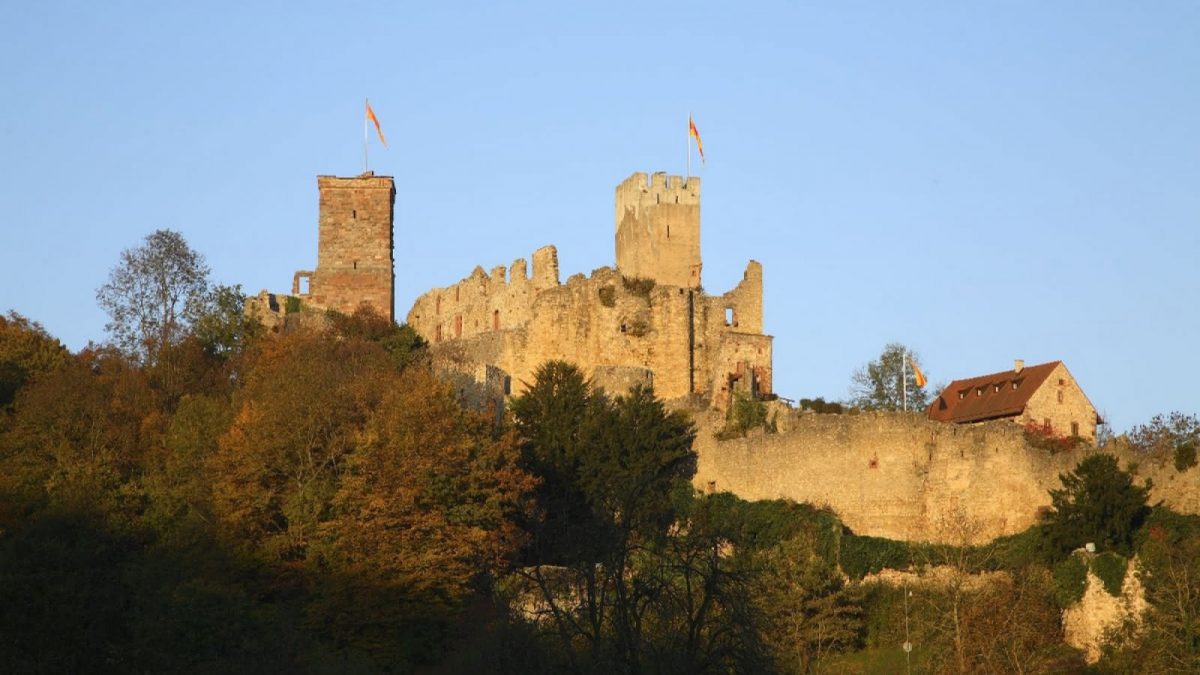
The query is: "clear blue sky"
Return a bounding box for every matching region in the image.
[2,2,1196,433]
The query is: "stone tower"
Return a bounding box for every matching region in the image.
[296,171,395,320]
[614,172,701,288]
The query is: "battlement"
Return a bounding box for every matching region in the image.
[615,171,702,288]
[615,172,700,213]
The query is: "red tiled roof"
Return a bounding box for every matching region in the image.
[927,361,1061,424]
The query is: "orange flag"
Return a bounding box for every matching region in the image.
[689,115,705,164]
[366,101,387,146]
[910,357,927,388]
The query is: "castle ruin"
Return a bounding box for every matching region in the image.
[405,172,773,406]
[248,172,396,325]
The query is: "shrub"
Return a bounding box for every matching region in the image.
[1090,552,1127,597]
[620,276,656,299]
[799,397,845,414]
[716,393,773,439]
[285,296,302,314]
[1174,443,1197,472]
[840,534,910,579]
[1022,421,1084,454]
[598,286,616,307]
[1051,555,1088,608]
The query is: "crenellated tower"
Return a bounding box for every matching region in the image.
[614,172,701,288]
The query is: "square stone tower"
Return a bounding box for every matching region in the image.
[303,172,395,320]
[614,172,701,288]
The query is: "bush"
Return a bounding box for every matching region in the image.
[840,534,910,579]
[798,397,845,414]
[285,296,302,313]
[620,276,655,299]
[1051,555,1087,608]
[1174,443,1197,472]
[1090,552,1127,597]
[1022,421,1084,454]
[716,393,774,439]
[597,286,616,307]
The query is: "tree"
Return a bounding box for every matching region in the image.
[96,229,209,366]
[1128,412,1199,472]
[0,311,69,411]
[188,283,261,359]
[1043,454,1151,559]
[510,361,700,672]
[848,342,929,412]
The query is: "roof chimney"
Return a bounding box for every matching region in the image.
[1014,359,1024,374]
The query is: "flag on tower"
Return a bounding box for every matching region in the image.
[689,116,704,164]
[910,357,927,388]
[366,100,386,146]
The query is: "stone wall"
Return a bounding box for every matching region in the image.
[694,410,1198,543]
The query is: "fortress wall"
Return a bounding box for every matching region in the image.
[406,246,558,343]
[695,411,1200,543]
[694,413,1089,543]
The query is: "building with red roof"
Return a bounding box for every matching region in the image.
[927,360,1101,442]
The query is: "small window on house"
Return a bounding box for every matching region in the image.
[455,287,460,302]
[1012,382,1018,390]
[493,309,500,331]
[1058,378,1065,386]
[994,384,1001,393]
[352,209,357,219]
[977,387,984,396]
[958,391,966,400]
[1071,421,1079,436]
[1057,390,1064,403]
[656,194,660,204]
[724,308,733,325]
[353,260,357,270]
[666,225,671,239]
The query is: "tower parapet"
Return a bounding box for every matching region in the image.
[615,172,701,288]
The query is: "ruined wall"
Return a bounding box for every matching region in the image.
[411,260,771,402]
[301,173,395,320]
[407,246,558,344]
[694,261,771,406]
[1020,362,1099,441]
[615,172,701,289]
[695,411,1199,543]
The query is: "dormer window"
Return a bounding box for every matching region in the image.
[976,387,984,396]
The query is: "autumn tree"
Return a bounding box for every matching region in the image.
[0,311,69,412]
[309,367,535,666]
[96,229,209,369]
[848,342,929,412]
[208,329,392,559]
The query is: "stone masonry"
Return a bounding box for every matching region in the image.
[294,172,396,321]
[406,172,772,406]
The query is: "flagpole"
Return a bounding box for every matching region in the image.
[902,349,909,412]
[363,98,369,173]
[686,113,691,181]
